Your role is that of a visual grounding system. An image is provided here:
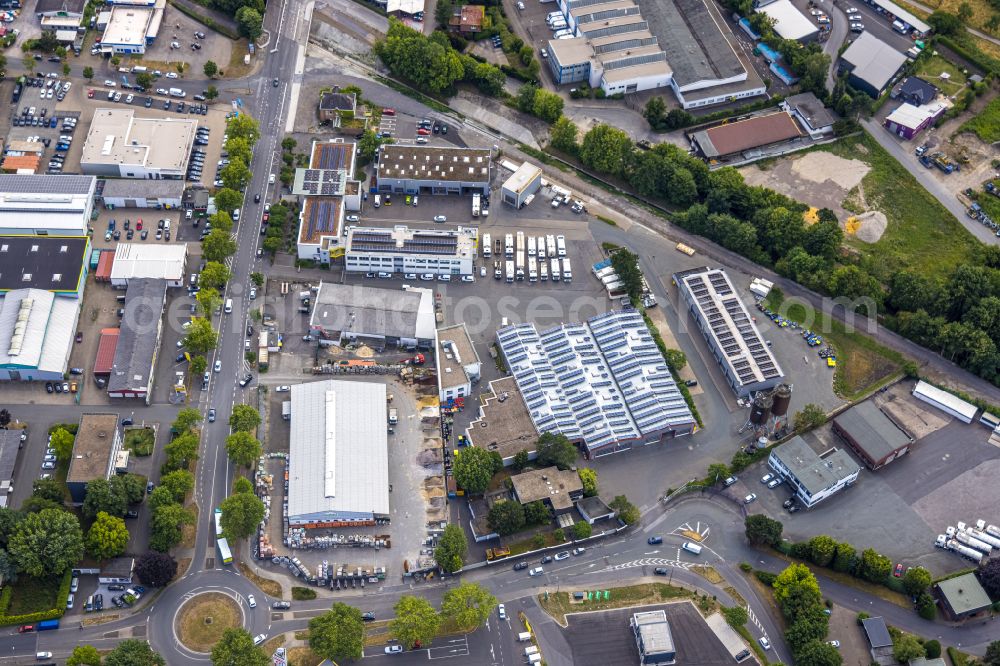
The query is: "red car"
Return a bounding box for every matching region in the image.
[382,108,396,116]
[87,89,95,98]
[416,128,430,136]
[262,212,270,222]
[17,625,33,633]
[893,563,904,578]
[136,219,143,230]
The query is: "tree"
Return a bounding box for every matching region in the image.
[610,248,643,302]
[104,640,166,666]
[643,96,667,129]
[160,469,194,502]
[549,116,579,155]
[357,129,381,162]
[0,507,20,548]
[250,272,264,288]
[220,491,265,539]
[32,477,64,503]
[227,113,261,145]
[664,349,687,372]
[707,463,731,484]
[794,403,826,432]
[772,564,822,622]
[434,523,468,573]
[521,501,547,525]
[21,497,63,514]
[214,188,243,214]
[977,558,1000,598]
[82,66,94,81]
[206,85,219,100]
[67,645,102,666]
[532,89,564,123]
[150,502,193,552]
[808,535,837,567]
[512,449,530,471]
[233,476,254,495]
[893,634,925,662]
[924,640,941,659]
[794,639,843,666]
[235,6,264,40]
[488,500,525,535]
[609,495,639,525]
[211,628,268,666]
[172,407,202,434]
[535,432,577,470]
[136,551,178,587]
[957,1,973,22]
[745,514,783,547]
[309,603,365,662]
[135,71,152,89]
[722,606,748,627]
[902,566,932,596]
[86,512,130,561]
[203,229,238,263]
[281,136,297,151]
[390,595,440,649]
[783,607,829,651]
[441,582,496,631]
[580,124,633,177]
[230,405,262,433]
[117,474,147,505]
[453,445,500,494]
[190,354,208,379]
[856,548,892,583]
[572,521,592,539]
[203,60,218,78]
[196,287,222,318]
[221,156,252,191]
[83,478,127,519]
[374,20,464,93]
[9,508,83,577]
[578,468,598,497]
[831,541,855,573]
[983,641,1000,666]
[148,486,178,514]
[183,318,218,354]
[163,431,200,472]
[474,62,505,96]
[50,427,74,461]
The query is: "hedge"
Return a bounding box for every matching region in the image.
[170,1,240,40]
[938,35,1000,77]
[0,570,72,626]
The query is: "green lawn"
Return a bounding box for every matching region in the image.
[958,94,1000,143]
[124,427,155,456]
[6,576,61,615]
[915,54,967,97]
[822,133,979,284]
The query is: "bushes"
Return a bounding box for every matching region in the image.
[170,0,241,39]
[0,570,71,627]
[754,570,777,586]
[292,587,317,601]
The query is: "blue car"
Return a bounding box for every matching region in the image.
[49,117,57,128]
[55,143,70,151]
[647,536,663,545]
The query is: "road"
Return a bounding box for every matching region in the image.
[825,0,850,92]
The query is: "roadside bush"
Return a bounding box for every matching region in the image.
[292,587,317,601]
[924,639,941,659]
[754,570,777,586]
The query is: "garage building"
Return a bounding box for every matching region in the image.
[933,573,992,620]
[0,174,96,236]
[287,380,390,527]
[631,610,676,665]
[376,145,491,195]
[911,380,978,423]
[109,242,186,288]
[838,32,907,97]
[832,401,914,470]
[688,111,805,160]
[0,288,80,381]
[501,162,543,208]
[767,436,860,508]
[309,282,436,349]
[97,179,184,209]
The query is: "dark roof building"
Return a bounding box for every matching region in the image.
[891,76,938,105]
[66,413,123,504]
[107,279,166,403]
[861,617,892,649]
[0,236,90,298]
[832,401,914,470]
[933,573,992,620]
[318,90,358,122]
[98,557,134,584]
[689,112,804,160]
[630,609,676,665]
[781,92,837,138]
[839,32,907,97]
[0,430,21,505]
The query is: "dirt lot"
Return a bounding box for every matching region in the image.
[826,604,871,666]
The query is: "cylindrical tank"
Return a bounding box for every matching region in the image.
[756,436,768,450]
[749,393,772,425]
[771,384,792,417]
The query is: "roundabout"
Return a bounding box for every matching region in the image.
[174,591,246,655]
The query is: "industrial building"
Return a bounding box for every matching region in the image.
[0,430,21,507]
[630,609,676,665]
[780,92,836,138]
[97,0,164,55]
[838,32,907,97]
[66,413,123,504]
[107,279,166,403]
[108,242,187,288]
[97,179,184,209]
[688,111,805,161]
[309,282,436,349]
[345,225,476,277]
[375,145,491,195]
[435,323,481,402]
[287,380,390,527]
[510,466,583,516]
[673,267,784,397]
[467,376,540,465]
[0,174,96,236]
[883,100,950,140]
[80,109,197,179]
[501,162,543,208]
[911,380,978,423]
[293,140,361,264]
[93,327,120,384]
[933,573,992,621]
[832,401,914,470]
[0,236,90,299]
[0,288,80,381]
[496,309,696,459]
[767,436,860,508]
[755,0,819,42]
[36,0,85,30]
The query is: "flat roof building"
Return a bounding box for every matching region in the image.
[0,236,90,299]
[689,112,804,160]
[107,279,166,403]
[97,179,184,209]
[0,288,80,381]
[510,466,583,514]
[933,573,992,620]
[911,380,978,424]
[884,100,949,140]
[467,377,540,465]
[80,109,197,179]
[0,175,96,236]
[109,242,186,288]
[376,145,491,195]
[66,413,123,504]
[862,617,893,650]
[868,0,930,33]
[309,282,436,349]
[768,436,860,508]
[436,323,481,402]
[99,0,164,55]
[501,162,543,208]
[757,0,819,42]
[0,430,21,506]
[781,92,836,138]
[98,557,134,585]
[839,32,907,97]
[294,140,361,265]
[287,380,390,526]
[496,309,695,459]
[832,401,914,470]
[345,225,476,277]
[630,609,676,665]
[674,267,783,397]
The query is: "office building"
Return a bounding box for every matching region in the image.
[510,466,583,515]
[66,413,123,504]
[767,436,860,508]
[98,0,164,55]
[466,377,540,465]
[436,323,481,402]
[345,225,476,277]
[80,109,197,179]
[293,140,361,265]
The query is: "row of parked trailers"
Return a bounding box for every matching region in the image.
[935,520,1000,564]
[482,231,572,283]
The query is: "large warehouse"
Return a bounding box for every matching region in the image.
[673,267,784,397]
[0,174,96,236]
[496,309,696,458]
[0,288,79,381]
[689,111,805,160]
[345,225,476,277]
[756,0,819,42]
[0,235,90,299]
[287,380,390,527]
[376,145,492,195]
[80,109,197,179]
[832,401,914,470]
[309,282,436,349]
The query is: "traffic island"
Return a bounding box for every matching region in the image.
[176,592,243,653]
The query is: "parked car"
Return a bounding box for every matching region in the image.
[744,493,757,504]
[384,645,403,654]
[272,601,291,609]
[554,551,570,561]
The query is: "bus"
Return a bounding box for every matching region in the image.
[217,537,233,565]
[214,508,224,538]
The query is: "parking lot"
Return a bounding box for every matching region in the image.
[9,76,82,175]
[135,3,234,75]
[817,0,922,52]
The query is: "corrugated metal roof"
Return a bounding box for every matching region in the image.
[841,32,907,92]
[107,279,165,393]
[109,243,186,282]
[96,250,115,280]
[93,327,120,375]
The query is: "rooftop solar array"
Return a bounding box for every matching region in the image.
[301,198,341,243]
[348,228,461,257]
[496,310,694,453]
[297,168,348,196]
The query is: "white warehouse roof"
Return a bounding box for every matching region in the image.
[287,380,390,524]
[0,175,96,234]
[758,0,819,41]
[109,243,187,282]
[912,380,978,423]
[0,288,78,374]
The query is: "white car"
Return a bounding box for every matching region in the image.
[433,215,447,222]
[67,593,75,609]
[767,478,782,489]
[744,493,757,504]
[846,6,858,12]
[156,88,169,95]
[848,14,862,20]
[248,594,257,608]
[759,637,771,650]
[384,645,403,654]
[275,385,290,392]
[828,640,841,648]
[419,273,435,281]
[498,604,506,620]
[71,576,79,592]
[214,359,222,373]
[104,79,117,87]
[516,1,525,7]
[166,72,179,79]
[761,473,774,484]
[480,266,487,277]
[126,94,134,104]
[850,22,865,31]
[248,287,256,300]
[253,633,266,646]
[461,275,474,282]
[44,454,57,462]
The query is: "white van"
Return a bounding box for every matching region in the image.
[528,566,543,576]
[527,654,541,664]
[524,646,539,656]
[517,632,532,642]
[374,194,381,208]
[232,208,240,221]
[224,298,233,314]
[682,541,702,555]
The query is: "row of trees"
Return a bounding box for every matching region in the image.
[772,564,840,665]
[68,639,165,666]
[148,410,200,552]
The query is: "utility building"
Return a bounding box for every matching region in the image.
[631,610,676,665]
[832,401,914,470]
[501,162,543,208]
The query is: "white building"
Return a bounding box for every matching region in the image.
[80,109,197,179]
[376,145,491,195]
[345,226,476,277]
[0,174,96,236]
[768,436,860,508]
[287,380,390,526]
[501,162,543,208]
[309,282,436,349]
[98,0,164,55]
[0,288,80,381]
[756,0,819,42]
[781,92,837,139]
[294,140,362,265]
[109,243,187,288]
[436,323,481,402]
[911,380,978,424]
